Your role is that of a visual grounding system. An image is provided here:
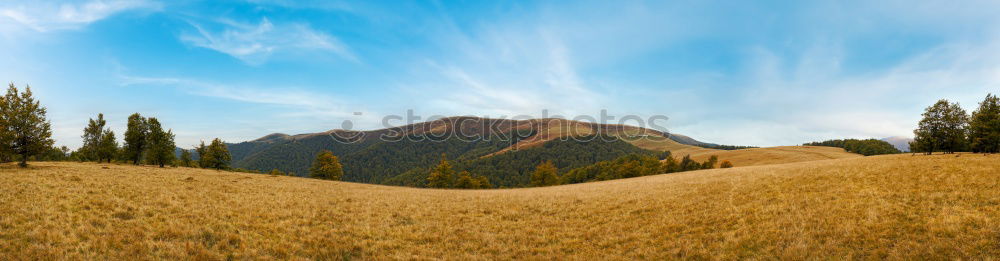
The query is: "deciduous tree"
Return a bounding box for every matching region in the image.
[720,160,734,168]
[454,170,477,189]
[144,117,176,167]
[81,113,107,162]
[969,93,1000,154]
[97,130,117,163]
[123,113,148,164]
[701,155,719,169]
[179,150,192,167]
[309,150,344,180]
[530,160,560,187]
[201,138,231,170]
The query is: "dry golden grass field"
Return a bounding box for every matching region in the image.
[628,136,861,167]
[2,154,999,259]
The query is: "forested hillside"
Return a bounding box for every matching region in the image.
[383,135,654,187]
[803,139,901,156]
[203,117,678,188]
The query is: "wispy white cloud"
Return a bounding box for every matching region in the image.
[395,12,607,119]
[672,32,1000,146]
[0,0,160,32]
[118,75,363,119]
[179,17,356,65]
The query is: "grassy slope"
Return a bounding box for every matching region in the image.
[2,154,999,259]
[628,137,863,167]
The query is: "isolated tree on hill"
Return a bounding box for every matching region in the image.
[530,160,560,187]
[144,118,176,167]
[123,113,148,164]
[913,100,969,154]
[179,149,192,167]
[720,160,734,168]
[969,93,1000,154]
[309,150,343,180]
[200,138,231,170]
[427,155,455,188]
[1,84,54,167]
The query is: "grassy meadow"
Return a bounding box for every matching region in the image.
[2,154,999,259]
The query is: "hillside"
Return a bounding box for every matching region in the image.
[215,117,674,185]
[682,146,863,167]
[197,117,870,188]
[3,154,998,259]
[627,136,861,167]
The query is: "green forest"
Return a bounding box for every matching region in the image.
[802,139,901,156]
[383,134,654,187]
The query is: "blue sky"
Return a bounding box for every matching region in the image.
[1,0,998,149]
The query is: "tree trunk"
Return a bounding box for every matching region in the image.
[18,153,27,168]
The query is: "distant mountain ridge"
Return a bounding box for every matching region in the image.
[194,117,685,187]
[668,133,757,150]
[881,136,913,152]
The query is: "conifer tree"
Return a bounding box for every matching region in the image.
[427,155,455,188]
[530,160,560,187]
[1,84,53,167]
[144,118,176,167]
[123,113,148,164]
[309,150,344,180]
[969,93,1000,154]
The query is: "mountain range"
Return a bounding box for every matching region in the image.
[880,136,914,152]
[183,117,696,187]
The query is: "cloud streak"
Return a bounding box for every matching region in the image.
[179,17,356,65]
[117,75,362,119]
[0,0,159,32]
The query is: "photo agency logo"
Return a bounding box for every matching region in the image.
[326,110,671,147]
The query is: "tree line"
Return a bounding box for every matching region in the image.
[911,94,1000,154]
[557,152,732,186]
[802,139,901,156]
[422,151,733,189]
[0,83,241,171]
